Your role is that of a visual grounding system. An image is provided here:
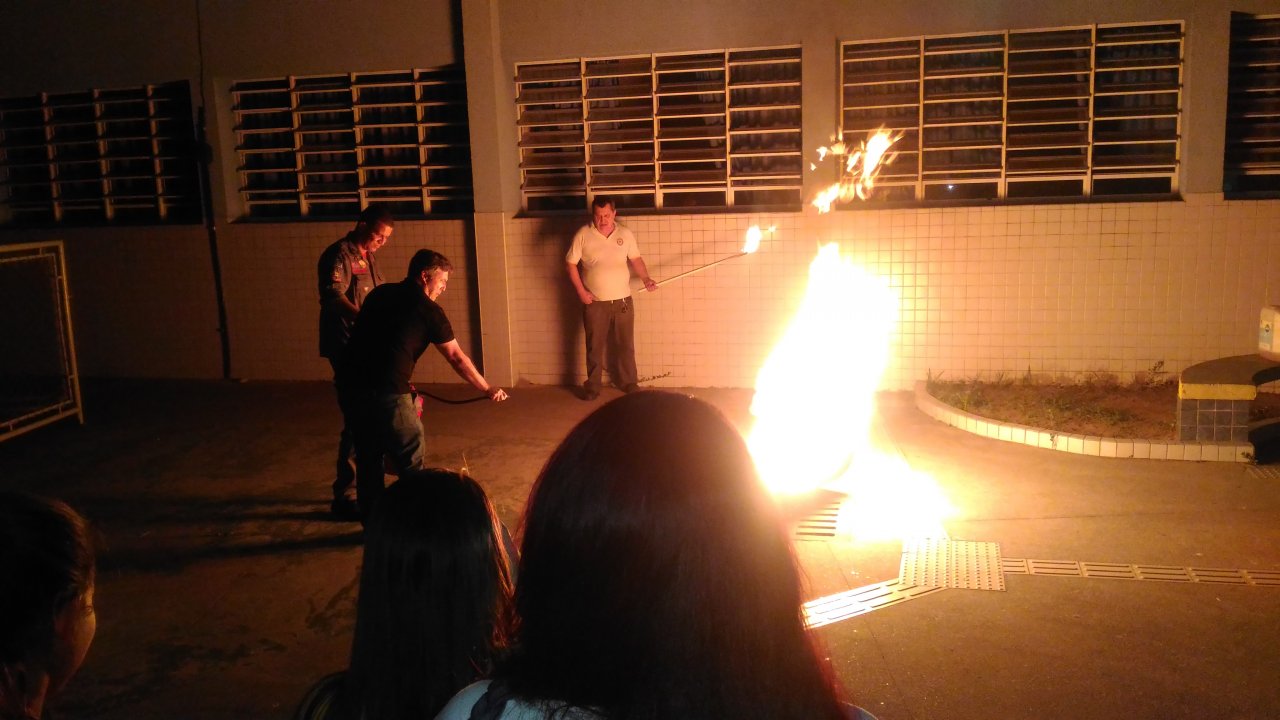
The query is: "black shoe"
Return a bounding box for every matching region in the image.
[582,387,600,401]
[622,383,640,393]
[330,497,361,522]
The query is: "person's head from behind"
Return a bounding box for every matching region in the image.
[0,492,98,720]
[509,392,844,719]
[406,249,453,301]
[353,204,394,253]
[346,469,513,720]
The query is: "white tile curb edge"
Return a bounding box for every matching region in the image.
[913,381,1253,463]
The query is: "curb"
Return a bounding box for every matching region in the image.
[913,381,1252,463]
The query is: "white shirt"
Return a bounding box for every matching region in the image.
[565,222,641,301]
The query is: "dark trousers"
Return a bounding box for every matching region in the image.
[583,296,636,390]
[340,389,426,524]
[327,357,356,501]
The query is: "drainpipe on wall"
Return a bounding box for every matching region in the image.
[193,0,231,380]
[196,104,232,380]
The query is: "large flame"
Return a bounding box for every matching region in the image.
[833,452,952,541]
[747,243,895,496]
[746,128,951,542]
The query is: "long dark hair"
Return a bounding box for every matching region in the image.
[505,392,846,720]
[0,492,97,717]
[344,469,514,720]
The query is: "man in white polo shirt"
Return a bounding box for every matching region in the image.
[565,195,657,400]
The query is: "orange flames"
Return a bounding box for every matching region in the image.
[811,128,903,212]
[742,224,771,254]
[747,244,895,494]
[747,128,952,542]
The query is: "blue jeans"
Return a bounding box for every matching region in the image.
[341,390,425,523]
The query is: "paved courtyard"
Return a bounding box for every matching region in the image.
[1,379,1277,720]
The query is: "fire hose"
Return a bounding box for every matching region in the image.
[411,385,490,406]
[411,372,673,408]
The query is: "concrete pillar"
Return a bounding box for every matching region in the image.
[801,37,839,203]
[1181,7,1231,195]
[462,0,520,384]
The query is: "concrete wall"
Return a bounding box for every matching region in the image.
[0,0,477,384]
[506,198,1280,391]
[490,0,1280,390]
[492,0,1277,196]
[198,0,461,225]
[0,227,222,379]
[2,0,1279,391]
[198,0,474,384]
[0,0,201,95]
[221,219,477,382]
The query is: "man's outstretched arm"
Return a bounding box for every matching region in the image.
[435,339,508,401]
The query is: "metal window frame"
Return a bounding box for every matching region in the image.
[230,65,474,220]
[0,81,201,226]
[839,21,1183,205]
[0,241,83,443]
[515,45,804,214]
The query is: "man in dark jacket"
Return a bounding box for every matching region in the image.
[317,204,392,520]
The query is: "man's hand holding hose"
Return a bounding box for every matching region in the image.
[436,339,510,403]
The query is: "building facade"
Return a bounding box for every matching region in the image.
[2,0,1278,391]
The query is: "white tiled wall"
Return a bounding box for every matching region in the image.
[0,226,224,379]
[505,195,1280,391]
[12,194,1278,391]
[219,219,475,383]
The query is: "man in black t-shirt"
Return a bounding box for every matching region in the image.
[337,249,508,524]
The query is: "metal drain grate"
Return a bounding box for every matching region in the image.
[791,499,843,540]
[803,579,946,628]
[1003,558,1280,586]
[900,538,1005,591]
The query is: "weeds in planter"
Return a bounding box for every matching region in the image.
[927,360,1280,440]
[926,363,1182,440]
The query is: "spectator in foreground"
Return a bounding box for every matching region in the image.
[0,492,99,720]
[436,392,877,720]
[296,469,516,720]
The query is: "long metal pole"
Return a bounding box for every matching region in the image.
[648,251,749,290]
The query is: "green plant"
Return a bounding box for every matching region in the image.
[963,377,989,412]
[926,368,944,394]
[926,369,1280,441]
[1133,360,1169,388]
[1083,370,1121,388]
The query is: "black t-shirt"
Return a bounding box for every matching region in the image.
[338,280,454,394]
